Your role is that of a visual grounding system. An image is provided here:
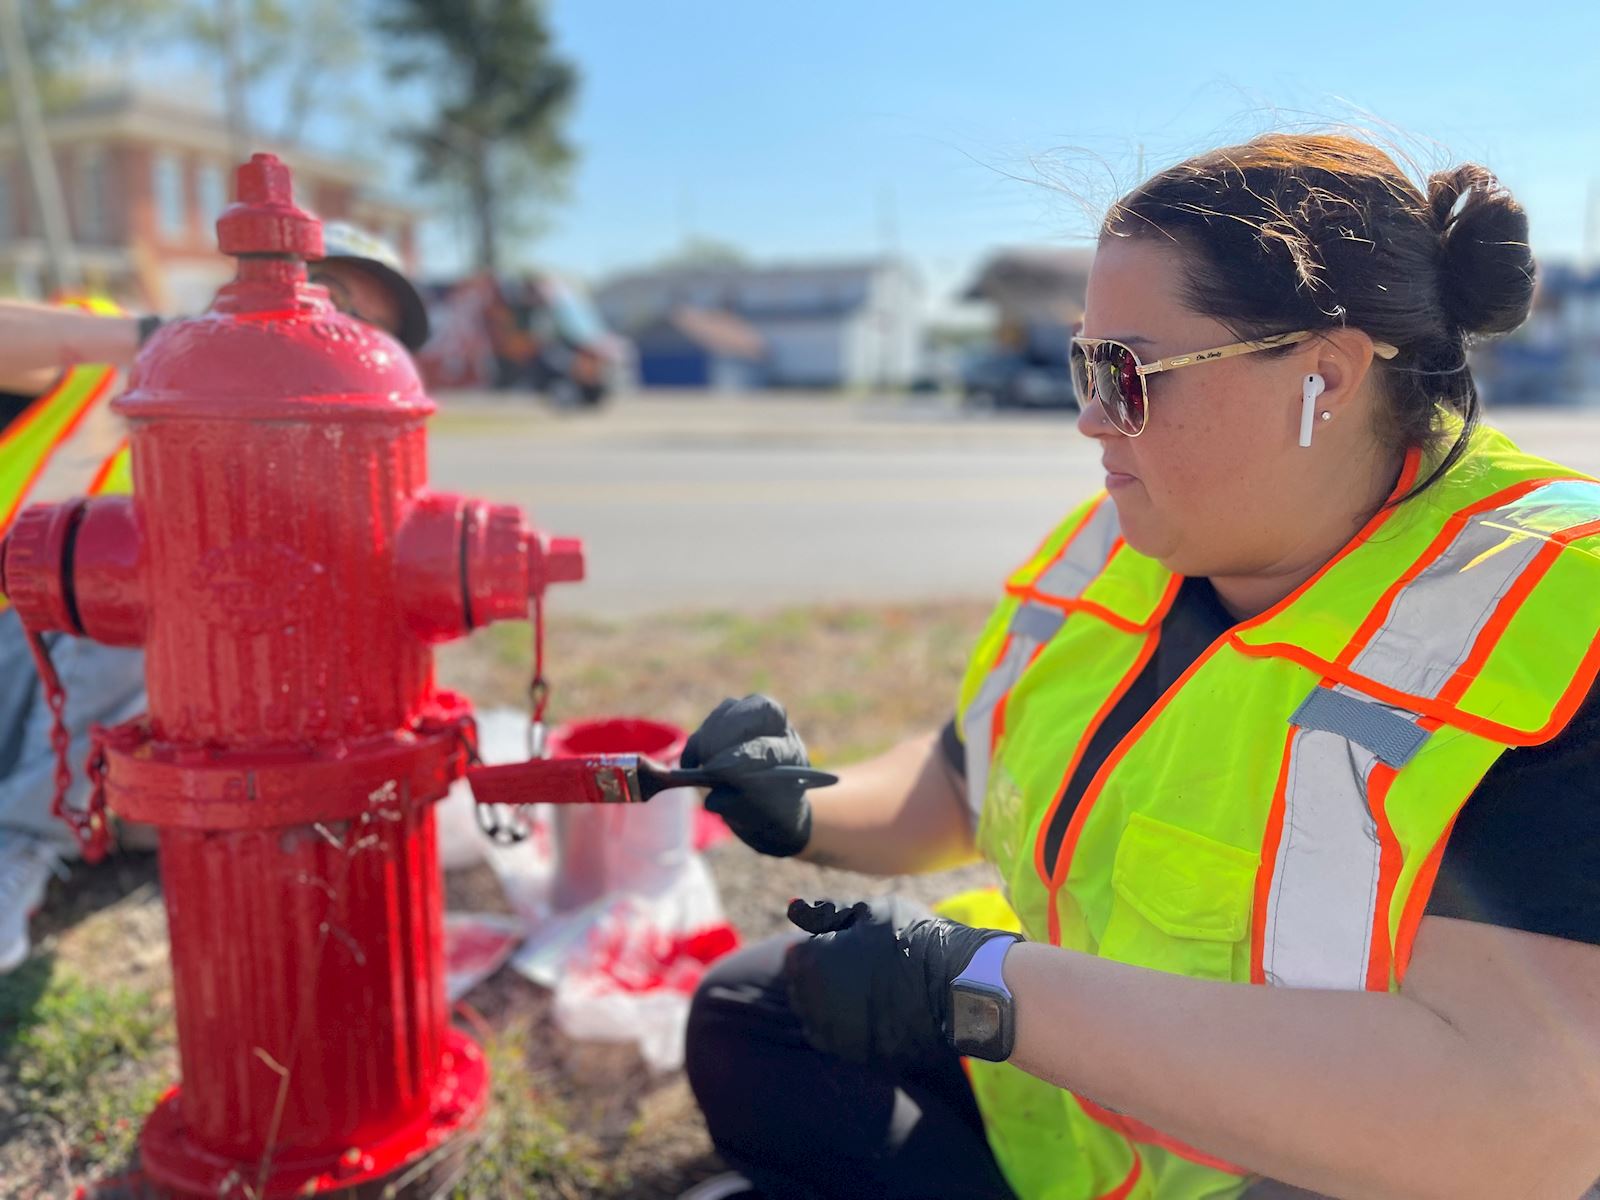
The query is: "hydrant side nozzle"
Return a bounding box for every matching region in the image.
[545,537,586,586]
[72,497,147,646]
[0,501,85,635]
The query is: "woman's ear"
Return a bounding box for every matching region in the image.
[1310,328,1382,410]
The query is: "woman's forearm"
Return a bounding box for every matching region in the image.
[800,732,979,875]
[0,302,141,374]
[1004,941,1599,1199]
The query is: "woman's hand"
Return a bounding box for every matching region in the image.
[682,694,814,856]
[782,896,1019,1065]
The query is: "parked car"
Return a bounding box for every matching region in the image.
[962,349,1078,410]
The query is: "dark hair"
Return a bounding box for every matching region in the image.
[1103,134,1535,499]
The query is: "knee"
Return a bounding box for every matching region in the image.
[685,936,799,1090]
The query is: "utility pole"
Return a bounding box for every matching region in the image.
[1586,179,1598,270]
[220,0,251,162]
[876,184,901,395]
[0,0,80,294]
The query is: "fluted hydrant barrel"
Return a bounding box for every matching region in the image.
[0,153,584,1197]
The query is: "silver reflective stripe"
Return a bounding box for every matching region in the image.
[964,502,1124,826]
[1263,483,1600,990]
[1031,501,1121,599]
[963,603,1062,824]
[1349,515,1542,700]
[1263,685,1385,990]
[1348,481,1600,701]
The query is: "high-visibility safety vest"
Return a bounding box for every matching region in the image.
[950,424,1600,1199]
[0,297,133,609]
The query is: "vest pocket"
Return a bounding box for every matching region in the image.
[1097,812,1256,982]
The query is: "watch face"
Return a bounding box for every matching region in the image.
[953,990,1004,1044]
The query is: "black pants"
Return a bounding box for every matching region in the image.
[686,931,1016,1199]
[686,933,1333,1200]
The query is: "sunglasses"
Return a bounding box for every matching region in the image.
[1069,329,1400,436]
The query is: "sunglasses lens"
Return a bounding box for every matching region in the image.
[1073,341,1145,434]
[1069,342,1091,407]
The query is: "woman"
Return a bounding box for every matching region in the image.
[680,134,1600,1200]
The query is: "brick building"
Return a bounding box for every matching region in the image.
[0,87,422,312]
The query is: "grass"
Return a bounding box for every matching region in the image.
[0,955,172,1185]
[450,1021,606,1200]
[442,598,992,768]
[1,598,995,1198]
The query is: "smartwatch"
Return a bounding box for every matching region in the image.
[947,932,1022,1062]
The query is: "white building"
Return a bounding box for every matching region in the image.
[595,259,923,389]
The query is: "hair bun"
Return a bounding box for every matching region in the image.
[1427,164,1535,336]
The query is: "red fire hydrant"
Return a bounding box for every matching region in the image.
[0,154,583,1197]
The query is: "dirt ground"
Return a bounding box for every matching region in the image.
[0,599,999,1198]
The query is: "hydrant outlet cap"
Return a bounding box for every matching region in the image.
[216,153,324,259]
[545,537,586,585]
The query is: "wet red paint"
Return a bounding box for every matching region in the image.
[4,154,584,1197]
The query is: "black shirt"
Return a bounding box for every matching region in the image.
[943,576,1600,947]
[0,388,39,432]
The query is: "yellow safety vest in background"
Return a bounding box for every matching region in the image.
[949,424,1600,1199]
[0,297,132,609]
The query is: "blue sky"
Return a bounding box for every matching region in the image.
[503,1,1599,307]
[131,2,1600,307]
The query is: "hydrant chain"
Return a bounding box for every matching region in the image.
[0,153,584,1197]
[23,624,110,862]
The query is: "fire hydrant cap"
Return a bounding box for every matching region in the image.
[216,153,324,259]
[545,537,586,585]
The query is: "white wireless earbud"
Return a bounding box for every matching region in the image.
[1299,373,1326,448]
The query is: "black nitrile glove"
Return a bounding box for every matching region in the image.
[681,694,813,857]
[782,896,1020,1066]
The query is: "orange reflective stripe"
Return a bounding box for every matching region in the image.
[1394,808,1461,982]
[1250,723,1299,985]
[1013,494,1107,586]
[1556,516,1600,543]
[991,640,1048,751]
[1436,519,1600,707]
[0,295,128,536]
[986,631,1016,680]
[1099,1145,1144,1200]
[1334,478,1557,670]
[1046,629,1227,897]
[87,438,130,495]
[1075,1096,1248,1176]
[1243,447,1422,636]
[1362,757,1408,991]
[1008,494,1112,592]
[0,365,117,535]
[1230,634,1600,748]
[1049,450,1419,949]
[1003,586,1169,635]
[1034,627,1164,902]
[1007,562,1184,637]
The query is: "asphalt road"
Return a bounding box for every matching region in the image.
[427,391,1600,617]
